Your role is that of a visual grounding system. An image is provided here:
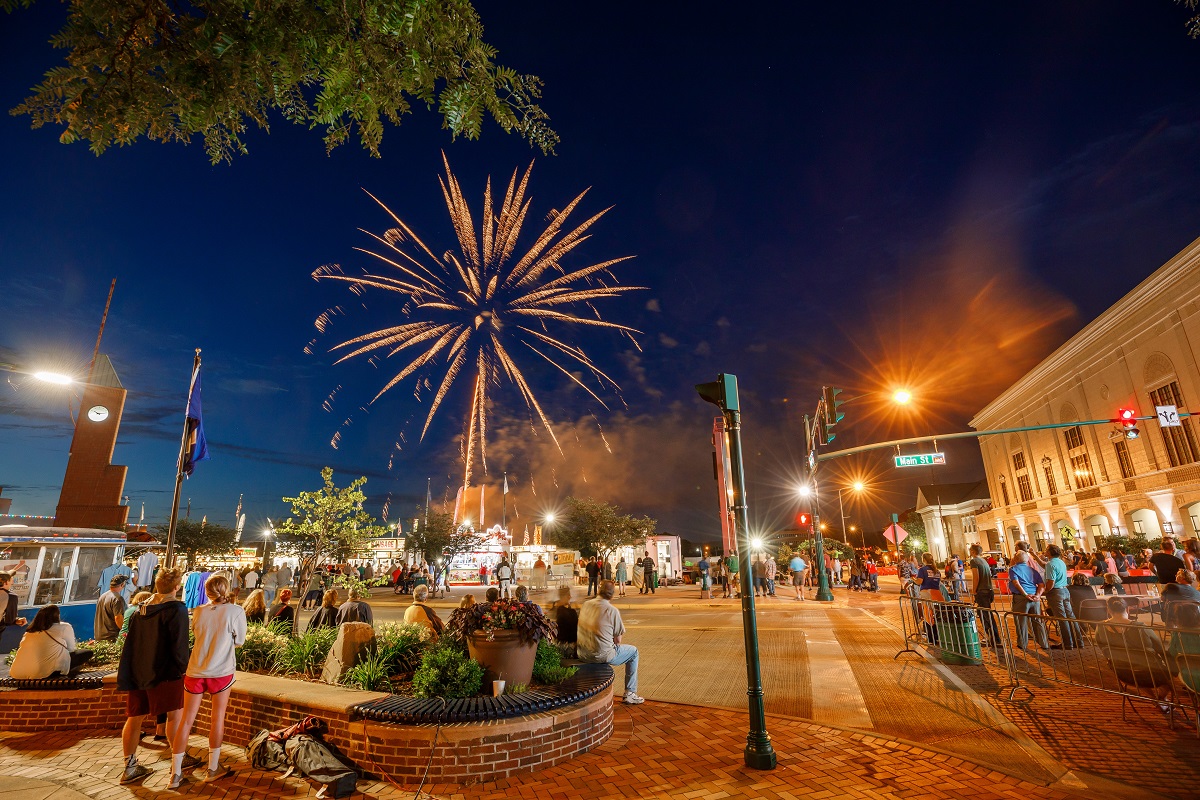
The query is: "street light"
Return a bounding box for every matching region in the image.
[892,389,912,405]
[838,482,869,550]
[796,484,812,498]
[33,371,74,385]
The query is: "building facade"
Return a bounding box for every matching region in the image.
[915,481,991,561]
[972,236,1200,555]
[54,355,129,529]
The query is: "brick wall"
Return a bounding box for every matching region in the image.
[0,673,613,784]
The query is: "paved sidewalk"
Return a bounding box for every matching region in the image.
[0,700,1096,800]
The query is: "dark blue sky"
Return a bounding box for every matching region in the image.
[3,1,1200,543]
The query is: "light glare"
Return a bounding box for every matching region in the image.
[892,389,912,405]
[34,371,73,385]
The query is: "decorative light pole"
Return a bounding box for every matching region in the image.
[696,373,776,771]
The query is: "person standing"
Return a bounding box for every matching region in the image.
[615,557,628,597]
[968,544,1000,647]
[495,557,514,599]
[261,568,277,607]
[533,556,547,591]
[585,557,601,598]
[479,563,489,586]
[1008,556,1051,651]
[764,553,777,597]
[697,554,712,600]
[171,574,246,787]
[723,552,738,598]
[243,566,259,593]
[639,551,655,595]
[788,552,808,601]
[116,568,195,785]
[1151,537,1188,585]
[277,562,294,592]
[577,580,644,704]
[751,556,766,597]
[832,556,842,587]
[1043,544,1079,649]
[0,572,28,643]
[95,575,129,642]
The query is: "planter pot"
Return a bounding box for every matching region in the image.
[467,629,538,687]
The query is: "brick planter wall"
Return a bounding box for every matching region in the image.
[0,671,614,783]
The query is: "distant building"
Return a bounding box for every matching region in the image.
[0,487,10,517]
[54,355,129,529]
[915,481,991,561]
[972,236,1200,554]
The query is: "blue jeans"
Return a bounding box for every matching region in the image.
[609,644,639,694]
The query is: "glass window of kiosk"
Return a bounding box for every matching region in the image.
[35,547,76,605]
[0,546,41,605]
[70,546,118,603]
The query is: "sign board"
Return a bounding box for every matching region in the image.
[235,547,258,559]
[894,452,946,468]
[372,538,399,550]
[882,524,909,545]
[1156,405,1182,428]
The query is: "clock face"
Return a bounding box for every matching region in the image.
[87,405,109,422]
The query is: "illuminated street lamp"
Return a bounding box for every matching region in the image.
[839,482,869,550]
[892,389,913,405]
[33,371,75,385]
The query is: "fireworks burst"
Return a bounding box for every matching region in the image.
[315,156,642,488]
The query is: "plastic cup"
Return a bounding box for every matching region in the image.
[493,680,505,696]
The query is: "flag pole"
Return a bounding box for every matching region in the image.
[165,349,201,568]
[502,471,507,533]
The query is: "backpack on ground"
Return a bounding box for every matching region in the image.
[248,715,358,798]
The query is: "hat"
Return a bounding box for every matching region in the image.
[110,574,129,587]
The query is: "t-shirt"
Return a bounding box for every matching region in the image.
[1044,557,1069,590]
[577,598,625,663]
[244,571,259,589]
[969,556,993,593]
[1150,552,1187,585]
[95,590,126,641]
[187,602,247,678]
[135,552,159,588]
[697,559,710,574]
[916,566,941,591]
[1008,562,1043,597]
[789,556,807,572]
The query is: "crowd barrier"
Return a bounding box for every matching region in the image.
[895,589,1200,735]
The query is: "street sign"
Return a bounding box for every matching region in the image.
[894,452,946,468]
[1157,405,1182,427]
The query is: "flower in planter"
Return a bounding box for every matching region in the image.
[446,598,556,646]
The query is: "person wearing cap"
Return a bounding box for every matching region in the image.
[95,574,129,641]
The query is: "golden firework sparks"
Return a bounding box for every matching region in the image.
[317,156,642,489]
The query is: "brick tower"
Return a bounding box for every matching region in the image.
[54,354,129,529]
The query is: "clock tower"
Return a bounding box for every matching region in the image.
[54,354,129,529]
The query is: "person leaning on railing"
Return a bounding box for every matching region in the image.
[1008,557,1052,651]
[1044,545,1081,650]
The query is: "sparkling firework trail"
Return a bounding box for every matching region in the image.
[316,156,642,489]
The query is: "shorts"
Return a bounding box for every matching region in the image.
[184,674,235,695]
[126,678,185,717]
[792,573,804,586]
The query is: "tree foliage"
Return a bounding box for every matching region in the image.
[153,518,237,567]
[406,509,484,564]
[3,0,557,164]
[276,467,383,589]
[555,496,656,558]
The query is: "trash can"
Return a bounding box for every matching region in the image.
[934,603,982,665]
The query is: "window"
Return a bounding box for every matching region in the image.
[1012,451,1026,471]
[1192,514,1199,534]
[69,547,118,604]
[1090,523,1103,538]
[1149,381,1200,467]
[999,476,1010,506]
[1043,465,1058,496]
[1114,440,1135,479]
[1064,426,1084,450]
[33,547,75,606]
[0,545,41,605]
[1071,453,1096,488]
[1133,518,1146,535]
[1016,474,1034,502]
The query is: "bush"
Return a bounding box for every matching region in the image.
[411,643,484,699]
[276,625,339,676]
[237,623,288,672]
[342,649,394,692]
[374,622,430,674]
[79,638,124,667]
[532,639,576,685]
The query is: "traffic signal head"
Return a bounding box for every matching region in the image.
[1117,407,1139,439]
[795,511,812,530]
[696,373,740,412]
[821,386,845,444]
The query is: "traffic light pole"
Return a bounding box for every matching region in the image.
[802,415,834,602]
[696,374,776,771]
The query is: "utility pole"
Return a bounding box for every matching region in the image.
[696,373,776,771]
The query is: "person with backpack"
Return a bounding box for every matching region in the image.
[171,573,246,787]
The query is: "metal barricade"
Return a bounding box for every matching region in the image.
[896,592,1200,735]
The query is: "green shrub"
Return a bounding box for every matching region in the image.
[374,622,430,675]
[342,649,394,692]
[79,638,123,667]
[411,643,484,699]
[276,625,339,676]
[535,664,577,684]
[237,623,288,672]
[531,638,576,685]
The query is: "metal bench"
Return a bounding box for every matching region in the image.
[0,668,115,690]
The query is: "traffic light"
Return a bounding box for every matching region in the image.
[795,511,812,531]
[822,386,845,444]
[1117,407,1139,439]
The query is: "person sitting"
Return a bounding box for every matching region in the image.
[577,580,643,704]
[550,586,578,657]
[1167,602,1200,699]
[1096,596,1175,708]
[1162,569,1200,627]
[306,590,340,633]
[335,585,374,626]
[8,605,93,679]
[485,587,501,603]
[241,589,267,625]
[458,594,476,610]
[1067,573,1096,620]
[1102,573,1125,595]
[266,588,295,636]
[403,585,444,638]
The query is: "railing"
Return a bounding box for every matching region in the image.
[895,589,1200,735]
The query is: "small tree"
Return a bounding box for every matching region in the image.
[407,510,485,566]
[276,467,384,592]
[153,519,237,568]
[556,497,653,559]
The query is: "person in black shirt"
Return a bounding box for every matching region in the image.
[267,588,296,636]
[585,557,601,597]
[551,587,578,657]
[1150,537,1187,586]
[0,571,28,644]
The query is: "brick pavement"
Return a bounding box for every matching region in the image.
[0,700,1095,800]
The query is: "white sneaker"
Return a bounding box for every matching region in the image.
[168,771,188,790]
[623,692,645,705]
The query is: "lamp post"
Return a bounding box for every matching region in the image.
[696,373,776,771]
[839,481,868,551]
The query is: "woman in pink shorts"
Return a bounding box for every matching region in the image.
[170,573,247,789]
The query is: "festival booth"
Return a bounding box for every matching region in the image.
[646,535,682,582]
[447,525,510,585]
[511,544,557,590]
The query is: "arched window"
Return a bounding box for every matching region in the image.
[1144,352,1200,467]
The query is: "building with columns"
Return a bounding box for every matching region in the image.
[972,235,1200,555]
[915,481,991,561]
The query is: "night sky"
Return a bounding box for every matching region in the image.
[4,1,1200,545]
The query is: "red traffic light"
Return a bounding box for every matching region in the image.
[1118,408,1136,423]
[796,511,812,528]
